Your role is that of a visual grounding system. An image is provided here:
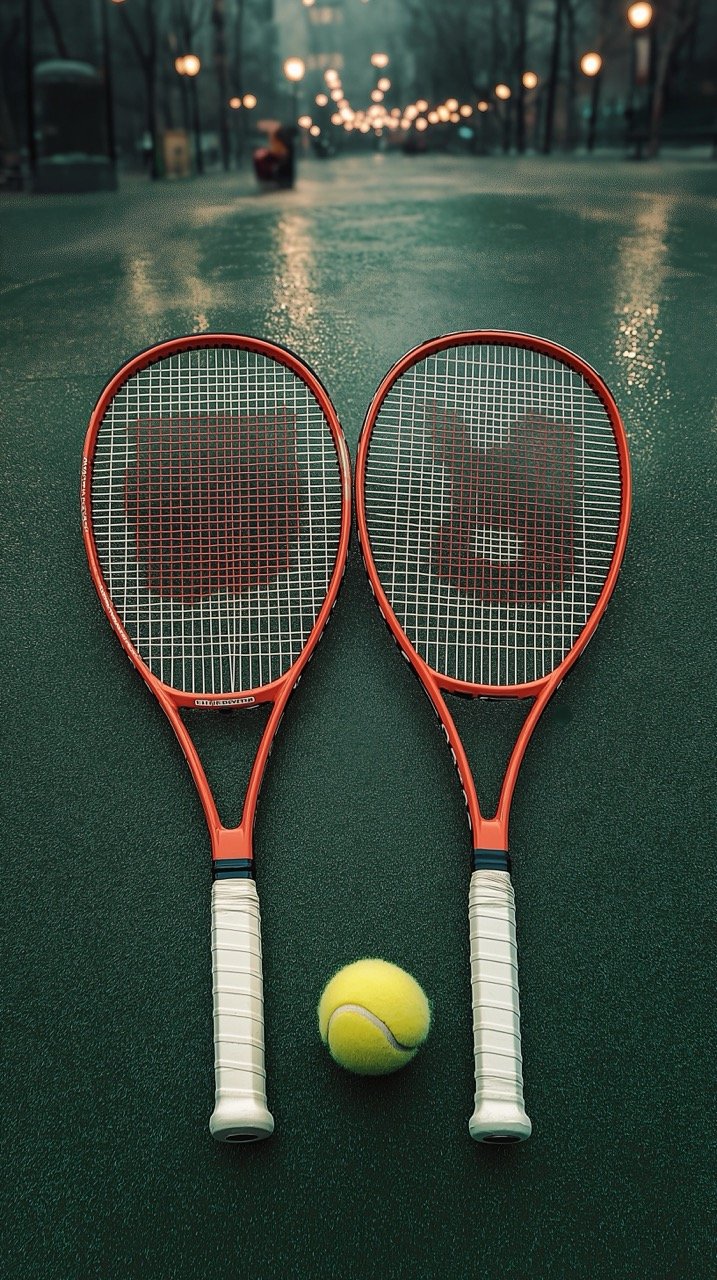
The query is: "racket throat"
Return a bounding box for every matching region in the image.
[211,824,254,875]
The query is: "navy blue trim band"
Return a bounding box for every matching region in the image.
[214,859,254,880]
[471,849,511,873]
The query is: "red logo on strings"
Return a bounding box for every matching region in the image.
[125,413,300,604]
[431,406,575,602]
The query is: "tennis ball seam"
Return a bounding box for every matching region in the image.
[327,1003,415,1053]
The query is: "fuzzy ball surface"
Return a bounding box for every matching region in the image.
[318,958,431,1075]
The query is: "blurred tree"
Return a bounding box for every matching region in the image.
[116,0,161,177]
[174,0,207,173]
[212,0,230,170]
[512,0,530,152]
[648,0,701,154]
[542,0,564,152]
[38,0,69,58]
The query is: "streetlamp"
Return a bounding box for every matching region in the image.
[494,83,512,152]
[175,52,203,175]
[521,71,540,152]
[627,2,653,27]
[283,56,305,122]
[580,52,603,152]
[626,2,654,144]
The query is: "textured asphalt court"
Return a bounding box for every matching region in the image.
[2,153,715,1279]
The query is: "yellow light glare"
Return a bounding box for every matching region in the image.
[477,100,490,112]
[315,93,329,107]
[283,57,305,83]
[445,97,458,111]
[309,125,321,137]
[459,104,472,117]
[371,89,384,102]
[427,110,439,124]
[242,93,256,108]
[437,105,450,122]
[450,112,460,123]
[377,77,391,92]
[580,52,603,77]
[627,2,653,29]
[370,53,389,69]
[416,99,428,112]
[228,96,241,109]
[182,54,201,77]
[522,70,539,90]
[415,118,428,132]
[330,88,343,101]
[495,83,511,100]
[298,115,313,129]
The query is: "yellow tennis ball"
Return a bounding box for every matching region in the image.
[318,958,431,1075]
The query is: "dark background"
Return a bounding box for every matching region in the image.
[2,154,716,1278]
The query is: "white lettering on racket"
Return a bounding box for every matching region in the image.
[194,697,256,707]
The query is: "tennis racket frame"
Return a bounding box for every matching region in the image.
[355,330,631,1142]
[82,333,352,1142]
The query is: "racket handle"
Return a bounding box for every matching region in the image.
[468,869,532,1143]
[209,878,275,1142]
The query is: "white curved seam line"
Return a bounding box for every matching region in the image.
[327,1003,415,1053]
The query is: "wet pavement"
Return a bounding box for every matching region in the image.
[2,153,716,1280]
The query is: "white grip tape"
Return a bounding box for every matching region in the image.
[468,869,532,1142]
[209,878,275,1142]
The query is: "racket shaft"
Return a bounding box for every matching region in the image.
[209,879,274,1141]
[468,870,531,1141]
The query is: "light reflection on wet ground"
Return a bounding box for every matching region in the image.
[1,152,714,457]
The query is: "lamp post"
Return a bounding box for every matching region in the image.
[522,70,540,152]
[580,52,602,152]
[494,82,512,153]
[283,56,305,123]
[626,2,654,141]
[23,0,37,180]
[176,53,203,175]
[99,0,118,172]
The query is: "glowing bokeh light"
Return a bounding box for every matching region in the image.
[580,52,603,76]
[627,2,653,29]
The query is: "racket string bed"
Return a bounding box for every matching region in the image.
[364,345,622,688]
[91,346,343,695]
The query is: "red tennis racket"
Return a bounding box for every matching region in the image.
[81,335,351,1142]
[356,332,631,1142]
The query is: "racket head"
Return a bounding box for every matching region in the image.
[82,334,351,710]
[356,331,631,700]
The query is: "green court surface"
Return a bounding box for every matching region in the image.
[2,154,715,1279]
